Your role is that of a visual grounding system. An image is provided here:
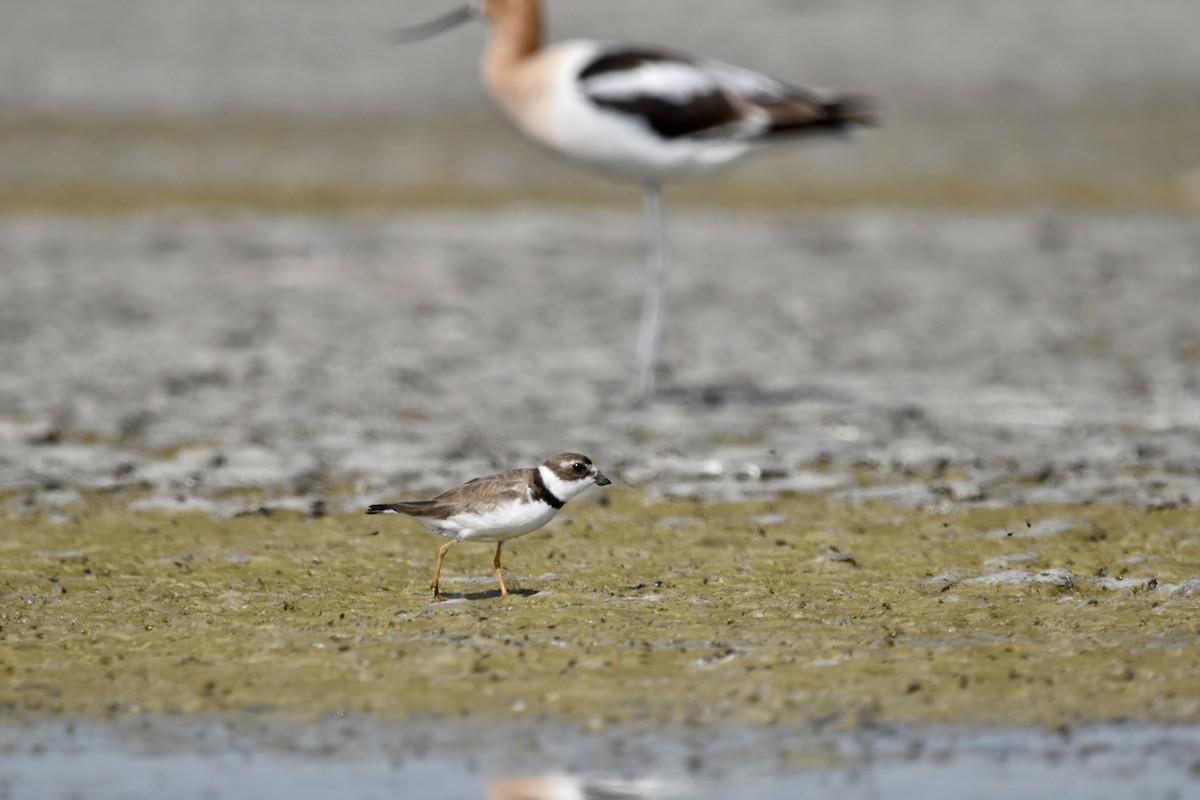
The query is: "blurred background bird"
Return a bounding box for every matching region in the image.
[395,0,876,401]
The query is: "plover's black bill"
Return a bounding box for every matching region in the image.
[393,5,475,44]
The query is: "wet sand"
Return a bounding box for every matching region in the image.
[4,490,1200,724]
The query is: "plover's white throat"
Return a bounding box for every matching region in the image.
[367,452,611,600]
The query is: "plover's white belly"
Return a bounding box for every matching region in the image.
[421,500,560,543]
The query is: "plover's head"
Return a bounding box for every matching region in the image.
[540,452,611,501]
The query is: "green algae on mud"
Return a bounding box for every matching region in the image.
[2,490,1199,729]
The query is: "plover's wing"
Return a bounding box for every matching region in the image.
[431,467,540,513]
[366,468,540,517]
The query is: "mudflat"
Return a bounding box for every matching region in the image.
[3,209,1199,728]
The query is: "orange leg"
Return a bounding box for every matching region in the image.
[429,539,456,600]
[493,542,508,599]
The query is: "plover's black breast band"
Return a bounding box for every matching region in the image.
[531,469,565,509]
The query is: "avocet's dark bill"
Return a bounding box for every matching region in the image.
[392,5,475,44]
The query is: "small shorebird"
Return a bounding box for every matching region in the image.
[366,452,610,600]
[396,0,876,400]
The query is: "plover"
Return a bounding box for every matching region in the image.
[367,452,611,600]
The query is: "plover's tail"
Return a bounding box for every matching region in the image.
[367,500,445,516]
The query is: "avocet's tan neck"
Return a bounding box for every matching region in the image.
[484,0,547,71]
[480,0,556,132]
[482,0,544,87]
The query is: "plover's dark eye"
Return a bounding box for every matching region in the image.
[572,462,586,474]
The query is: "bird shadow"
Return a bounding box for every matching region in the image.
[433,587,541,603]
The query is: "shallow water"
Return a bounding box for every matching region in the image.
[2,717,1198,800]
